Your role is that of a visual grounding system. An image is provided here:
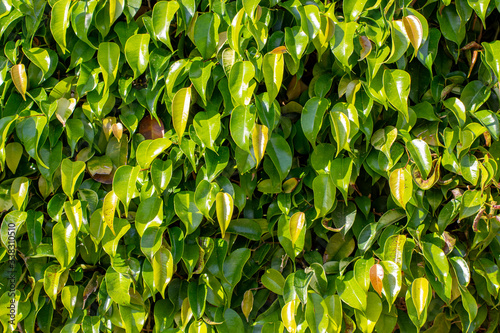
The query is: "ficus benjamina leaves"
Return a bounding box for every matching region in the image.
[1,0,500,332]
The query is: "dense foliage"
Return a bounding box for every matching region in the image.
[1,0,500,331]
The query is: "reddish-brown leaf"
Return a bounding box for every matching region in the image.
[139,115,165,140]
[370,264,384,297]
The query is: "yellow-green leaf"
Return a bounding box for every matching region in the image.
[411,277,430,319]
[289,212,305,246]
[242,290,253,322]
[403,15,423,57]
[172,87,192,143]
[50,0,72,53]
[282,299,298,333]
[389,167,413,209]
[10,176,29,210]
[252,124,269,167]
[102,190,118,234]
[263,53,284,102]
[153,247,174,298]
[216,192,233,238]
[11,64,27,100]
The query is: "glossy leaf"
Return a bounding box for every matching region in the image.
[125,34,150,79]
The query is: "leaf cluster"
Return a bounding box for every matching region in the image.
[0,0,500,332]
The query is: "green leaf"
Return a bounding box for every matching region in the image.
[174,191,204,234]
[194,109,221,151]
[44,265,69,308]
[332,21,357,68]
[407,139,432,179]
[102,190,119,233]
[222,248,251,296]
[151,159,173,193]
[136,138,172,169]
[337,273,367,312]
[267,133,292,182]
[119,305,146,333]
[252,124,269,167]
[152,0,179,51]
[229,61,256,106]
[225,219,262,240]
[468,0,490,27]
[355,292,382,333]
[124,34,150,79]
[61,158,85,202]
[153,246,174,298]
[24,47,58,80]
[53,220,77,268]
[10,176,29,210]
[482,40,500,80]
[330,157,353,203]
[194,180,219,221]
[443,97,467,128]
[384,69,411,121]
[194,12,220,59]
[403,15,424,57]
[230,105,255,153]
[437,5,465,46]
[263,53,284,102]
[383,235,406,267]
[50,0,72,53]
[301,97,329,147]
[105,267,131,306]
[313,174,336,218]
[188,280,207,320]
[385,20,410,64]
[343,0,367,21]
[15,115,48,169]
[189,60,215,105]
[460,190,485,219]
[61,286,79,318]
[71,0,98,48]
[262,268,285,295]
[64,200,83,232]
[0,210,26,248]
[329,111,351,156]
[461,80,490,113]
[306,293,330,332]
[135,196,163,237]
[380,261,401,311]
[98,42,120,93]
[474,110,500,141]
[422,242,450,290]
[112,165,140,216]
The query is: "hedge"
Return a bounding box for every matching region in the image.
[0,0,500,332]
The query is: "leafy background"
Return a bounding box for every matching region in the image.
[0,0,500,332]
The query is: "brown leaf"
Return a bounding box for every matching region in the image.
[286,76,308,101]
[370,264,384,297]
[358,36,372,60]
[83,272,102,309]
[139,115,165,140]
